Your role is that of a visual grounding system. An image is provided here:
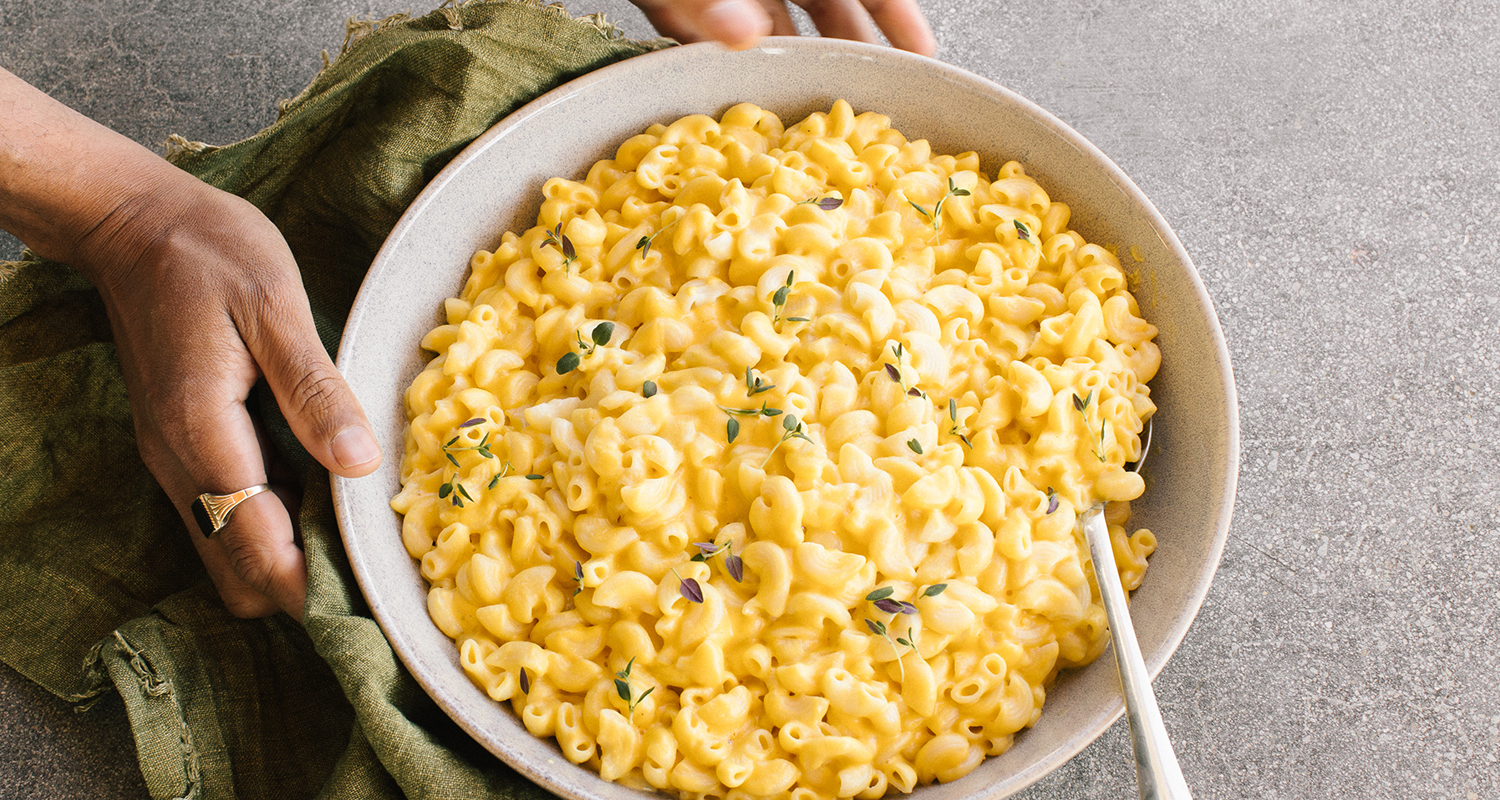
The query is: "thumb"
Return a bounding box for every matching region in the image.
[634,0,774,50]
[245,296,381,478]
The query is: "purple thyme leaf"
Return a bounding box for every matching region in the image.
[679,577,704,604]
[459,418,484,428]
[817,197,844,211]
[725,553,744,582]
[874,598,905,614]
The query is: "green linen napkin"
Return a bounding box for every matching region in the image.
[0,3,669,797]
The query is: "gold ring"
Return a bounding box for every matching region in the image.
[191,484,270,538]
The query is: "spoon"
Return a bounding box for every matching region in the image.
[1079,418,1192,800]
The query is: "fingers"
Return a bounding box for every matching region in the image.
[788,0,879,44]
[789,0,936,55]
[631,0,935,56]
[632,0,774,49]
[237,279,382,479]
[854,0,936,55]
[137,367,307,619]
[756,0,800,35]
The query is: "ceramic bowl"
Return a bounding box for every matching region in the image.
[333,37,1238,800]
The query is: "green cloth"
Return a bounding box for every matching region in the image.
[0,3,669,797]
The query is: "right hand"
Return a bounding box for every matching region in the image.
[630,0,937,56]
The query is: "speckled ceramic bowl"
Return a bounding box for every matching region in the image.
[333,37,1238,800]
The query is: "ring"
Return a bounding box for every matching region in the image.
[191,484,270,538]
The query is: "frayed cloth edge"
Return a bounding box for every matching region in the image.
[88,630,203,800]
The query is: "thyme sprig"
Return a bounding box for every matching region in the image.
[763,413,814,468]
[883,343,925,398]
[721,402,783,444]
[745,367,776,396]
[1013,219,1041,249]
[442,429,496,467]
[556,322,615,375]
[614,657,655,714]
[863,587,922,680]
[690,540,744,582]
[635,215,683,261]
[771,271,809,328]
[1073,390,1106,462]
[438,477,474,508]
[572,560,584,597]
[542,223,577,270]
[947,398,973,448]
[487,461,514,489]
[907,177,971,234]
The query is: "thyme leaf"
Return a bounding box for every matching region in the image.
[1046,487,1059,515]
[1014,218,1040,247]
[873,598,905,614]
[591,321,615,347]
[866,586,895,602]
[642,380,658,398]
[800,196,844,210]
[907,438,923,455]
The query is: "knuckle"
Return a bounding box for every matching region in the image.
[220,532,280,595]
[288,364,347,426]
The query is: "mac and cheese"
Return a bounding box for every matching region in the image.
[392,101,1159,799]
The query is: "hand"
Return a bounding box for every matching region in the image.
[630,0,936,56]
[63,169,382,619]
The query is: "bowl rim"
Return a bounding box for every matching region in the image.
[333,35,1239,800]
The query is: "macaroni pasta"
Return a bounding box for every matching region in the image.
[392,101,1159,799]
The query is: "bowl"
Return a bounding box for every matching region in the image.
[332,37,1238,800]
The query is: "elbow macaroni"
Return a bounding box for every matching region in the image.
[393,102,1160,799]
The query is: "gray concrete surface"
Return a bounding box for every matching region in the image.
[3,0,1497,798]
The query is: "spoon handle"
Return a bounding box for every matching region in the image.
[1081,506,1193,800]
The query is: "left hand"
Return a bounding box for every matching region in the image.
[630,0,936,56]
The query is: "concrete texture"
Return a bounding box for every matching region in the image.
[1,1,1496,798]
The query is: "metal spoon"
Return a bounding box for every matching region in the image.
[1079,418,1192,800]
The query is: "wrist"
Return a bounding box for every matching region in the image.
[66,160,215,288]
[0,67,210,282]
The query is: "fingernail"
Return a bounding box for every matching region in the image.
[331,426,380,470]
[701,0,769,50]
